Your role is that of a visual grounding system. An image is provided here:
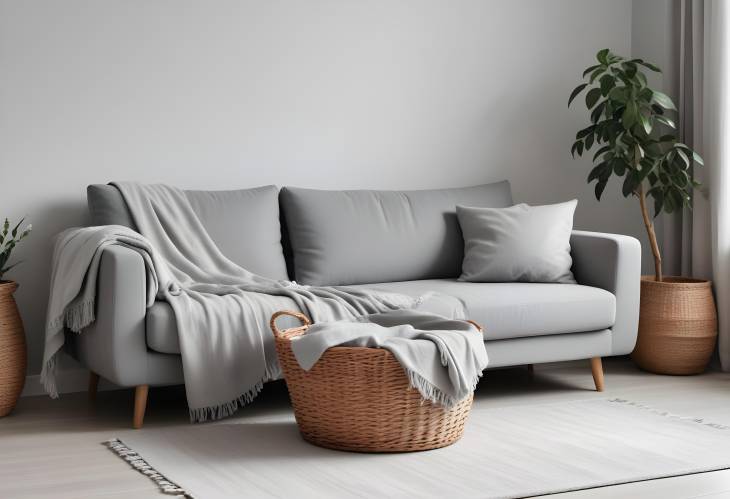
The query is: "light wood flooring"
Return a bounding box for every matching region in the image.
[2,358,730,499]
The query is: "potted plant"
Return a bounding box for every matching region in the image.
[0,218,31,416]
[569,49,717,375]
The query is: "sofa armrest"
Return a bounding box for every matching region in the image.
[71,245,181,387]
[570,230,641,356]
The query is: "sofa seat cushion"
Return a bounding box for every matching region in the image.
[145,288,467,354]
[145,280,615,354]
[347,280,616,340]
[146,302,181,354]
[146,293,307,354]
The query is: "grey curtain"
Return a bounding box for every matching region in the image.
[663,0,730,370]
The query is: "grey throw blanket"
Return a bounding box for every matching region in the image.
[291,310,488,408]
[41,226,159,398]
[42,182,468,422]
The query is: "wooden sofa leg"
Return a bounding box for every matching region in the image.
[133,385,149,429]
[591,357,605,392]
[88,372,100,402]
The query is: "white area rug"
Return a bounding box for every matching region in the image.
[107,398,730,499]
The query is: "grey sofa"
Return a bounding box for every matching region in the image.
[72,181,641,428]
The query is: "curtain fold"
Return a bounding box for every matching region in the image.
[666,0,730,370]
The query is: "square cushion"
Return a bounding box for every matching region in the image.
[87,183,289,280]
[280,181,513,286]
[457,200,577,283]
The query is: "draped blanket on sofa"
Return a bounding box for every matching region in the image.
[42,182,473,422]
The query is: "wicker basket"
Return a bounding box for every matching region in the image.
[0,281,26,417]
[632,276,717,375]
[270,310,480,453]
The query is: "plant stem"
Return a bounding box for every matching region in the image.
[637,183,663,281]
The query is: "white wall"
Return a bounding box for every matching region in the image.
[0,0,640,378]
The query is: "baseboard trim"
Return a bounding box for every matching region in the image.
[21,369,120,398]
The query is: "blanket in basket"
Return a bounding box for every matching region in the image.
[42,183,480,421]
[291,310,488,408]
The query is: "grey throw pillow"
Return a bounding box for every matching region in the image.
[457,200,577,283]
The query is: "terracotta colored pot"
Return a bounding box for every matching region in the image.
[632,276,717,375]
[0,281,26,416]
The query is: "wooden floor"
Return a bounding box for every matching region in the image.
[2,358,730,499]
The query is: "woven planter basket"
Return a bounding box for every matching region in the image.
[632,276,717,375]
[0,281,26,417]
[270,310,480,453]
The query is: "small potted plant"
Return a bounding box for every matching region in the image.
[0,218,32,416]
[569,49,717,375]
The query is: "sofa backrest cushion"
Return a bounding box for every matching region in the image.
[87,184,137,229]
[87,184,289,280]
[280,181,513,286]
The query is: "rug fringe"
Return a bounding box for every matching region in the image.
[105,438,193,498]
[608,398,730,430]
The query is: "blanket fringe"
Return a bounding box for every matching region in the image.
[608,398,730,430]
[39,352,59,399]
[48,298,96,334]
[405,368,483,410]
[41,299,96,399]
[188,360,282,423]
[105,439,192,498]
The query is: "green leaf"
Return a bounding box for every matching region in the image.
[635,71,647,87]
[675,148,690,167]
[569,83,588,106]
[10,218,24,238]
[608,86,628,104]
[591,101,607,123]
[639,112,653,134]
[585,87,602,109]
[589,67,605,83]
[595,179,608,201]
[592,145,612,162]
[652,189,664,215]
[636,158,656,182]
[577,141,584,156]
[597,48,610,65]
[613,158,627,176]
[622,101,637,129]
[585,132,594,150]
[638,88,653,102]
[693,151,704,166]
[638,61,661,72]
[599,74,615,96]
[587,163,607,182]
[622,171,639,196]
[651,91,677,110]
[583,64,602,77]
[576,126,594,139]
[622,62,637,78]
[655,115,676,129]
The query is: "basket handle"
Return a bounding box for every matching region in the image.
[465,319,484,334]
[270,310,312,339]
